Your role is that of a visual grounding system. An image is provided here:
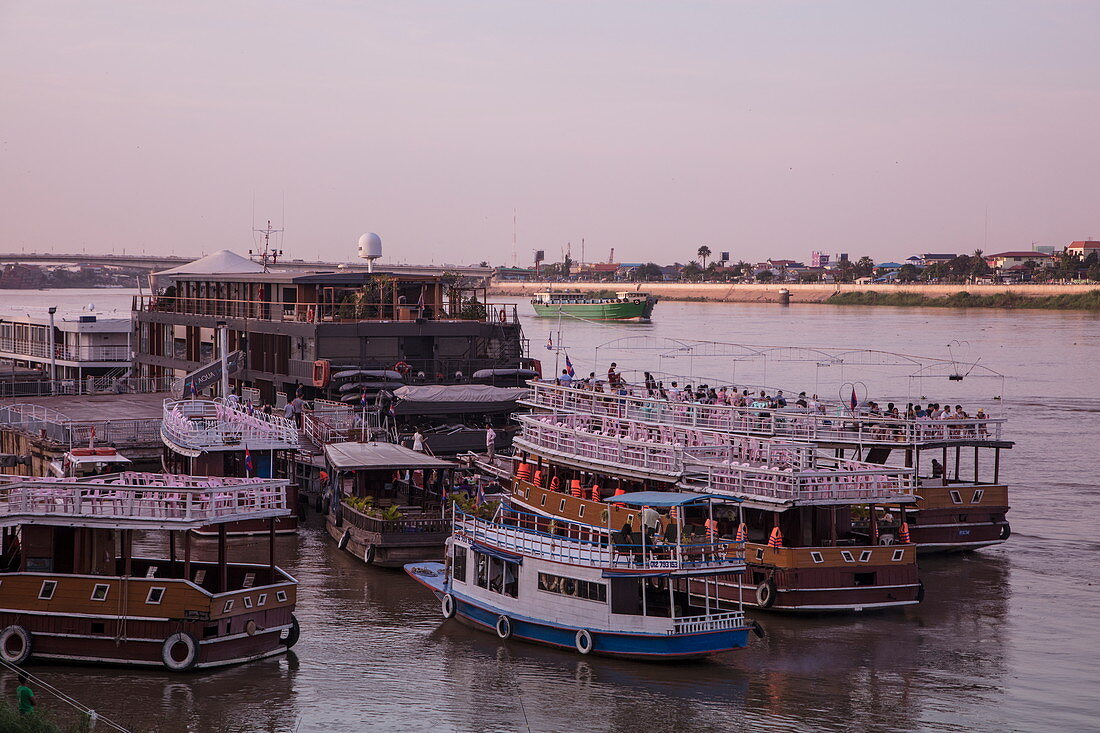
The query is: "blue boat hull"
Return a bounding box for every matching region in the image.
[405,563,749,661]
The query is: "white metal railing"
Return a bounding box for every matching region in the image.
[455,508,743,574]
[516,413,915,503]
[0,336,131,363]
[0,376,174,399]
[0,403,162,448]
[524,380,1006,446]
[0,473,289,526]
[670,611,743,634]
[161,398,300,452]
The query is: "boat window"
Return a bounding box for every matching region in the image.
[840,551,855,563]
[810,552,824,564]
[90,584,110,601]
[146,587,165,605]
[223,600,235,613]
[474,551,519,598]
[475,553,489,588]
[452,546,468,584]
[949,490,963,504]
[859,550,872,562]
[539,494,547,507]
[559,499,566,512]
[538,572,606,603]
[853,572,876,587]
[38,580,57,600]
[257,594,267,606]
[891,549,905,562]
[243,596,253,609]
[577,504,585,518]
[90,622,105,635]
[972,489,984,503]
[276,590,288,603]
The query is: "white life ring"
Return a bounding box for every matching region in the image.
[495,615,512,639]
[441,593,456,619]
[755,579,777,609]
[0,625,32,664]
[633,299,642,305]
[575,628,594,655]
[161,632,198,671]
[245,619,258,636]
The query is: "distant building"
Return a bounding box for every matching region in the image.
[494,267,536,281]
[811,251,830,268]
[876,262,903,272]
[1066,241,1100,258]
[908,253,956,267]
[985,251,1052,269]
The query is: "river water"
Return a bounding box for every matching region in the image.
[3,289,1098,732]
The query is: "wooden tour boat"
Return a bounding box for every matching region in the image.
[0,472,299,670]
[406,492,755,660]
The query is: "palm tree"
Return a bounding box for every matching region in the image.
[697,245,712,269]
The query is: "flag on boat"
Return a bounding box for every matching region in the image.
[360,392,368,407]
[898,521,912,544]
[244,448,254,476]
[546,333,553,350]
[475,483,485,505]
[767,526,784,549]
[850,386,858,412]
[417,287,425,311]
[190,381,198,398]
[735,523,747,542]
[564,352,575,377]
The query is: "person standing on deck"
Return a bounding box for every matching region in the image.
[412,429,425,453]
[485,425,497,460]
[640,505,660,543]
[16,673,34,715]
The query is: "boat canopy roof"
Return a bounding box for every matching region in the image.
[605,491,735,507]
[325,441,456,471]
[64,452,132,465]
[393,385,529,404]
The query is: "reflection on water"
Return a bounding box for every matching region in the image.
[5,293,1098,731]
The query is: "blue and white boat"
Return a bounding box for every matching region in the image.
[405,491,755,660]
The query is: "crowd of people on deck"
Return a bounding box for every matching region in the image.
[551,364,990,426]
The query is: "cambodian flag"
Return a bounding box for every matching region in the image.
[545,333,553,351]
[189,381,198,398]
[244,448,254,476]
[850,387,858,412]
[476,483,485,506]
[360,392,368,407]
[564,352,575,377]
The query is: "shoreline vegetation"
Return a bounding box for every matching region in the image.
[825,289,1100,310]
[489,282,1100,311]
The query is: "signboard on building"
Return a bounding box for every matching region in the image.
[181,350,244,396]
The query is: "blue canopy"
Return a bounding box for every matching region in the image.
[604,491,724,507]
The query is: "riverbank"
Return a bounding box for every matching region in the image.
[488,281,1100,309]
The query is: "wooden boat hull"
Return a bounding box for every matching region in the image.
[326,516,448,568]
[910,483,1010,553]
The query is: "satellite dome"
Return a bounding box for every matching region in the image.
[357,233,382,259]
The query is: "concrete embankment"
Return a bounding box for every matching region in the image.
[489,281,1100,307]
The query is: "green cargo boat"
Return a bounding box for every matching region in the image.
[530,290,658,321]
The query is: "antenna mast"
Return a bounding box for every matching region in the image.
[512,209,517,268]
[250,220,284,272]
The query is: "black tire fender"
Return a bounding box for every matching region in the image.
[364,544,376,565]
[338,530,350,550]
[751,619,766,639]
[999,522,1011,541]
[280,614,301,648]
[0,625,32,665]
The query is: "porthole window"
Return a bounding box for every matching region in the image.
[578,504,585,518]
[859,550,872,562]
[223,599,235,613]
[146,587,165,605]
[559,499,566,512]
[891,549,905,562]
[276,590,288,603]
[810,552,824,564]
[39,580,57,600]
[243,596,253,609]
[840,551,855,563]
[90,584,110,601]
[257,593,268,606]
[949,490,963,504]
[972,489,984,503]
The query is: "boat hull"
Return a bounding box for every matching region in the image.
[327,516,448,568]
[405,563,749,660]
[531,299,654,321]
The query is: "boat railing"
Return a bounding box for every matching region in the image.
[454,506,744,574]
[340,500,450,535]
[161,398,300,452]
[670,611,744,634]
[514,414,915,503]
[523,379,1006,446]
[0,403,163,449]
[0,473,289,527]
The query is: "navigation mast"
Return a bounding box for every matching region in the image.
[250,220,284,272]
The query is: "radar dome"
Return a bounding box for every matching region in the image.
[357,233,382,259]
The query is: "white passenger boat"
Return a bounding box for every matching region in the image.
[405,491,758,660]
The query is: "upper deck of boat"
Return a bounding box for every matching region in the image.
[521,380,1012,451]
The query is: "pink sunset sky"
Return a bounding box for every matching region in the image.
[2,1,1098,266]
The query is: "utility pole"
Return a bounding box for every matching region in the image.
[48,306,57,393]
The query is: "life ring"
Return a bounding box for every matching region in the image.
[999,522,1011,541]
[441,593,456,619]
[755,579,777,609]
[0,625,32,664]
[394,361,411,377]
[161,632,198,671]
[495,615,512,640]
[363,544,376,565]
[498,309,508,323]
[245,619,258,636]
[575,628,594,655]
[561,578,577,596]
[751,620,766,639]
[338,529,350,550]
[312,359,331,388]
[280,614,301,648]
[633,299,641,305]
